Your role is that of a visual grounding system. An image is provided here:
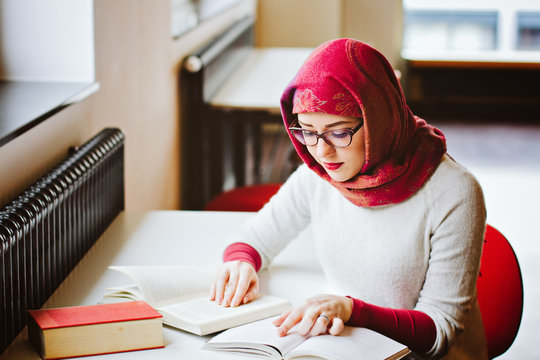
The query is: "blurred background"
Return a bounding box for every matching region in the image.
[0,0,538,358]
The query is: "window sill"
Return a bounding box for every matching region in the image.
[0,81,99,148]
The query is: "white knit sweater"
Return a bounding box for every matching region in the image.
[227,155,488,359]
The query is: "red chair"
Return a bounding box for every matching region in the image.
[204,184,282,212]
[477,224,523,359]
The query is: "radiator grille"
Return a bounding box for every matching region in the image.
[0,128,124,353]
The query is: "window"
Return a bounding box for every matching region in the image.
[517,12,540,50]
[402,1,540,56]
[403,10,498,52]
[0,0,96,147]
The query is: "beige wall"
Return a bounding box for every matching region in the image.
[0,100,92,206]
[342,0,403,68]
[0,0,256,210]
[256,0,403,68]
[256,0,342,47]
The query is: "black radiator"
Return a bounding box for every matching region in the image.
[0,128,124,354]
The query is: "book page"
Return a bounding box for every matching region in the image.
[160,292,290,327]
[108,266,213,307]
[102,284,145,303]
[287,327,409,360]
[204,316,308,358]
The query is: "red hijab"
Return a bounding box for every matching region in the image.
[281,39,446,207]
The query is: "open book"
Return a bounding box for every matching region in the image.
[101,266,291,336]
[203,316,410,360]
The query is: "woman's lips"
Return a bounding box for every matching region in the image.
[323,162,343,170]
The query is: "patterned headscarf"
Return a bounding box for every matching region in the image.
[281,39,447,207]
[292,88,362,117]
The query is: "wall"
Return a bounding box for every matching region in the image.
[0,0,256,210]
[256,0,342,47]
[342,0,403,69]
[256,0,403,68]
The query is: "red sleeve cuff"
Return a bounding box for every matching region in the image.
[345,296,436,354]
[223,242,262,272]
[347,296,370,326]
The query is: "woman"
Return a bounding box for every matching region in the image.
[210,39,487,359]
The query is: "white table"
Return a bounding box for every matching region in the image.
[1,210,325,359]
[209,48,313,113]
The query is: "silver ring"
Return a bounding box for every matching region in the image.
[318,314,330,322]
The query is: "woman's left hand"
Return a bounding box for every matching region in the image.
[272,294,353,337]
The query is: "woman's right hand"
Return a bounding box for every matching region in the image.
[210,261,259,307]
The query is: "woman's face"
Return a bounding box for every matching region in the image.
[297,112,365,182]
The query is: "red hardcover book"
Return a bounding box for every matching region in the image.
[28,301,164,359]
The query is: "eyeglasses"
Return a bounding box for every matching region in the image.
[289,119,364,148]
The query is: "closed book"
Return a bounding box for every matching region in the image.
[28,301,164,359]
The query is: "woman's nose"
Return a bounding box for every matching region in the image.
[316,139,335,158]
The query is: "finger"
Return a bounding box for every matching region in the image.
[209,280,216,300]
[240,279,259,305]
[328,317,344,336]
[297,309,319,336]
[277,310,303,337]
[213,270,230,304]
[222,271,240,306]
[230,272,251,307]
[272,310,291,327]
[310,314,330,336]
[241,285,257,304]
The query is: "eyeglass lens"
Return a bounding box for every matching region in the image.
[291,129,353,148]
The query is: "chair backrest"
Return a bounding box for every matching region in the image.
[477,224,523,359]
[204,184,282,212]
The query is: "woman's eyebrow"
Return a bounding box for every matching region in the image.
[298,120,356,128]
[297,120,314,128]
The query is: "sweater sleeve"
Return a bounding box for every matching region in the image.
[223,242,262,272]
[413,158,487,357]
[224,165,313,269]
[347,296,436,354]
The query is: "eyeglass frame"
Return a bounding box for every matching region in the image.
[288,118,364,148]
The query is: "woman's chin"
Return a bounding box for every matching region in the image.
[326,170,350,182]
